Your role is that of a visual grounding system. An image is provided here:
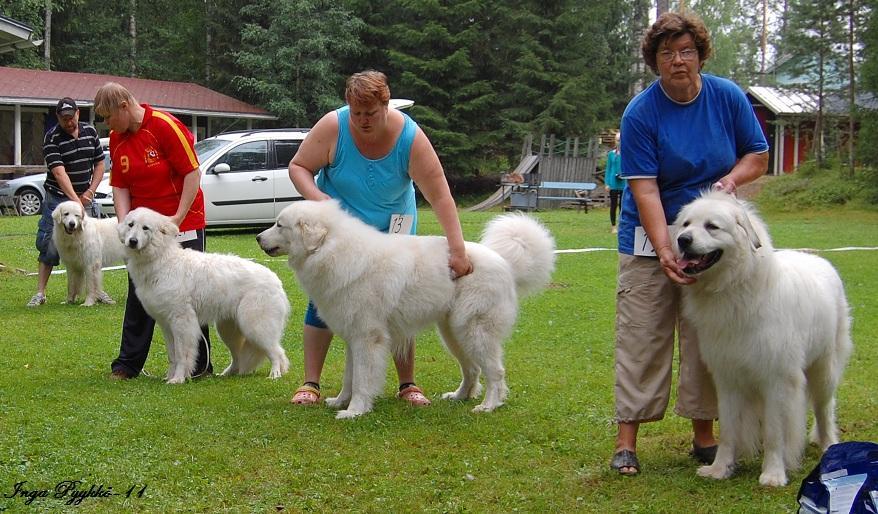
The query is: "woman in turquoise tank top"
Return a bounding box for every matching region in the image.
[288,70,473,407]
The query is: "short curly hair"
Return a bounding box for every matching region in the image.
[641,12,712,75]
[345,70,391,106]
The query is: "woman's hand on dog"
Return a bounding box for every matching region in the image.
[449,251,473,280]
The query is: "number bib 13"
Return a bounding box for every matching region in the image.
[388,213,414,235]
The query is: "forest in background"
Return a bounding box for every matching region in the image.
[3,0,878,180]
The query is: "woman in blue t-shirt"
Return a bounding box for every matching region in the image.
[610,12,769,476]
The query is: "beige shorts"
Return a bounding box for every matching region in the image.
[614,254,717,423]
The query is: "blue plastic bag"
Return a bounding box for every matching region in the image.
[797,441,878,514]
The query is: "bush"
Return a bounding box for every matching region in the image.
[757,161,878,210]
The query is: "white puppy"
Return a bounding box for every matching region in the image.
[52,200,126,306]
[674,191,852,486]
[257,200,555,419]
[119,207,291,384]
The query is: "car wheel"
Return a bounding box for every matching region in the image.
[15,187,43,216]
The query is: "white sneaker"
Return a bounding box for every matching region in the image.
[26,292,47,307]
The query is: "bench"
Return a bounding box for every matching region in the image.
[538,181,597,212]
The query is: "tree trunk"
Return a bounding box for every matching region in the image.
[129,0,137,77]
[816,46,826,168]
[847,0,856,177]
[656,0,670,18]
[43,0,51,70]
[205,0,213,84]
[761,0,768,75]
[631,0,649,96]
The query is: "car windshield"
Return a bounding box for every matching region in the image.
[195,139,231,163]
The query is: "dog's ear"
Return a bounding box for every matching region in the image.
[736,210,762,251]
[298,220,327,253]
[160,217,180,238]
[51,204,62,223]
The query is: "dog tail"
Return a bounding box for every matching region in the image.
[480,212,555,297]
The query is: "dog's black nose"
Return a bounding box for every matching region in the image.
[127,238,138,248]
[677,233,692,251]
[255,234,262,244]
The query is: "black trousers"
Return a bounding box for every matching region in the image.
[609,189,622,227]
[111,229,212,377]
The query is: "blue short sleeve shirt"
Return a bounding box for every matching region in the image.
[617,74,768,255]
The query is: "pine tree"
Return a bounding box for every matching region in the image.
[234,0,365,127]
[781,0,847,167]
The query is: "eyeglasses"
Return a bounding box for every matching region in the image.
[658,48,698,63]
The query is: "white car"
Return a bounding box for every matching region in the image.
[0,147,111,216]
[96,99,415,226]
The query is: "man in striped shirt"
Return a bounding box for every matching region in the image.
[27,97,105,307]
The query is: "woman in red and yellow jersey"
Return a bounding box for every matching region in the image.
[94,82,212,380]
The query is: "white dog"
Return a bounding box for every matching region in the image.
[257,200,555,419]
[52,200,126,306]
[119,207,291,384]
[674,191,852,486]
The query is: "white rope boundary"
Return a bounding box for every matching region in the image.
[31,246,878,276]
[554,246,878,254]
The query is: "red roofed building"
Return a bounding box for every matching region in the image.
[0,66,275,170]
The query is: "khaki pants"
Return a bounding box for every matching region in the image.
[614,254,717,423]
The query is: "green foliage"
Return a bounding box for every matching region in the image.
[234,0,365,127]
[689,0,769,86]
[757,162,878,209]
[0,0,47,68]
[0,207,876,512]
[343,0,629,176]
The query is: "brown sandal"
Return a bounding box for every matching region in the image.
[290,384,321,405]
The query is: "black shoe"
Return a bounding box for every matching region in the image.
[610,449,640,476]
[109,369,132,380]
[690,443,718,464]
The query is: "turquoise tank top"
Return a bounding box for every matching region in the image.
[315,106,418,233]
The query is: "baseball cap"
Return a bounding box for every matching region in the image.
[56,97,78,117]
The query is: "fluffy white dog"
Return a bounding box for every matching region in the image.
[674,191,852,487]
[119,207,291,384]
[52,200,126,306]
[257,200,555,419]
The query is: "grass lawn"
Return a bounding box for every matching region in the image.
[0,204,876,512]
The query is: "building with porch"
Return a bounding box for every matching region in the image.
[0,67,275,175]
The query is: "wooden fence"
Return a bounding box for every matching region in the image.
[520,134,604,207]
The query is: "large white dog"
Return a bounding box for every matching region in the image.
[257,200,556,419]
[119,207,291,384]
[674,191,852,487]
[52,200,126,306]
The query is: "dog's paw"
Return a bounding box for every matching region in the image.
[267,369,283,379]
[81,300,96,307]
[471,402,501,413]
[758,469,788,487]
[97,292,115,304]
[335,409,364,419]
[697,463,734,480]
[165,376,186,385]
[325,396,350,409]
[441,391,467,401]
